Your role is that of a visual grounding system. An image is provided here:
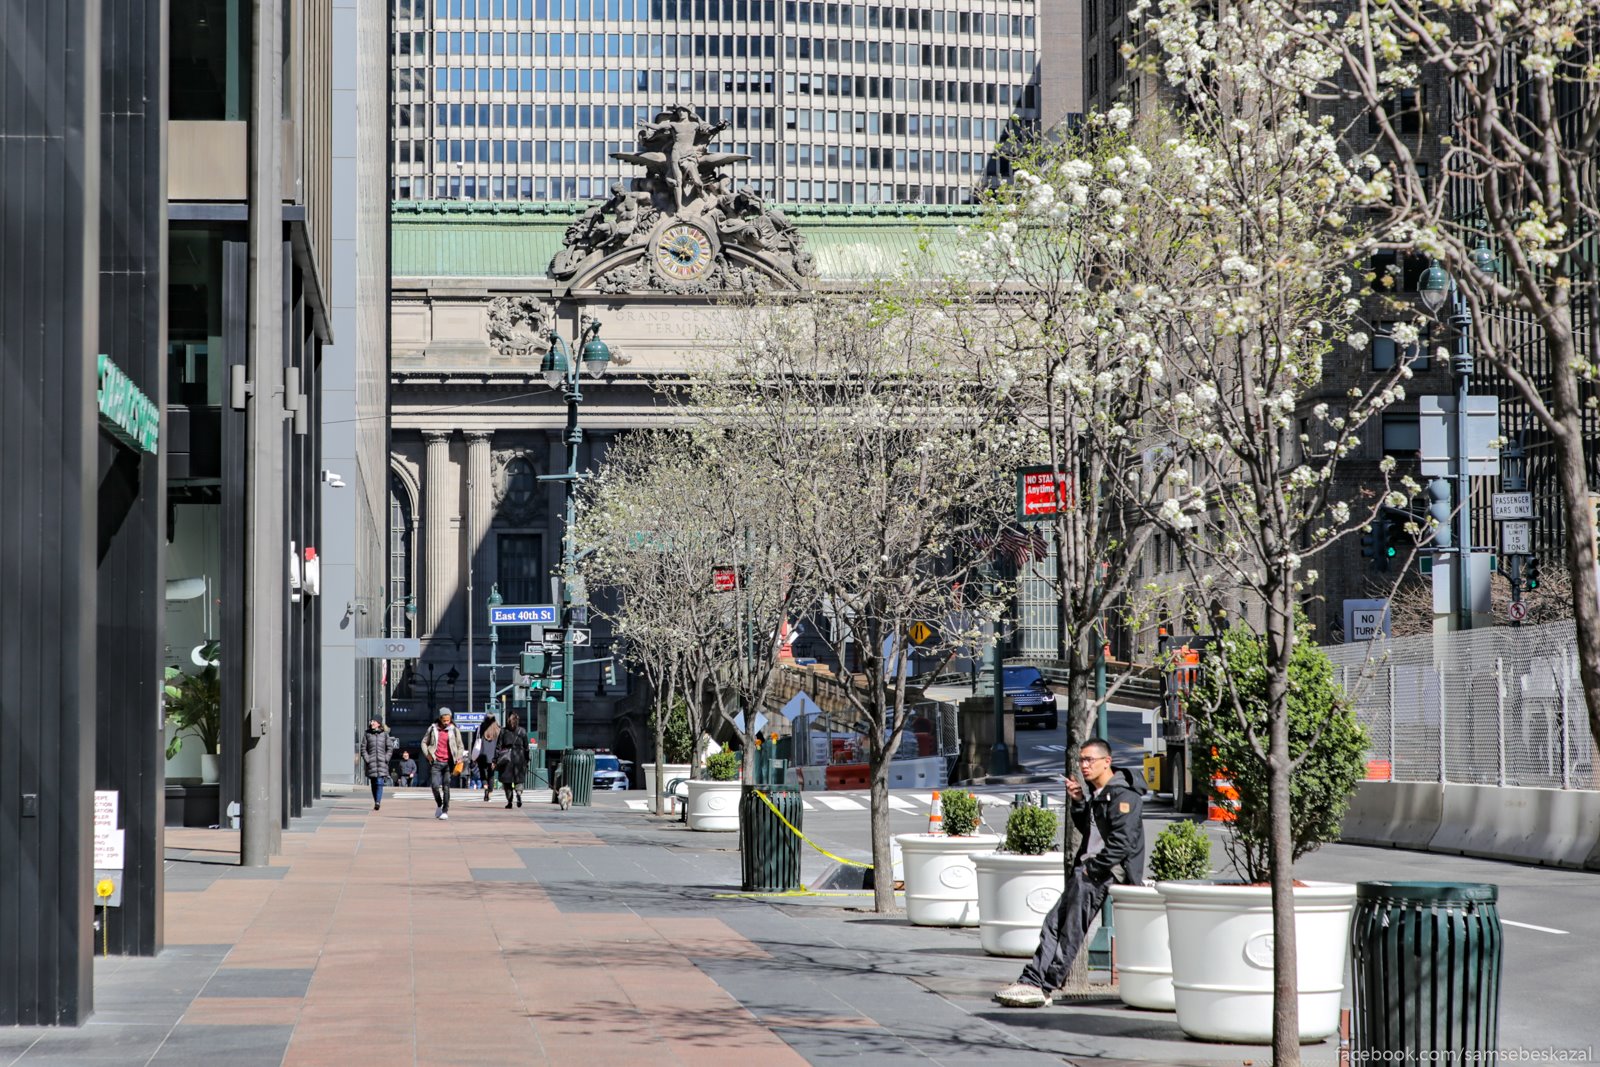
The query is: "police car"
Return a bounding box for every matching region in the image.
[593,752,631,791]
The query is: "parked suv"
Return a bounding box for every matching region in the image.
[1003,665,1059,730]
[593,753,630,791]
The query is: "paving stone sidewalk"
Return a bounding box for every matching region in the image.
[0,785,1542,1067]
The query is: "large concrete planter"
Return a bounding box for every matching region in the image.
[684,778,742,831]
[971,851,1066,957]
[896,833,1000,927]
[1157,880,1357,1043]
[1108,884,1173,1010]
[643,762,691,804]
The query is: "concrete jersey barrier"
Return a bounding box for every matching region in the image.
[1341,781,1600,869]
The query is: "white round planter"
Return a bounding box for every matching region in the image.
[1157,880,1357,1043]
[1108,884,1173,1011]
[896,833,1000,927]
[684,779,742,832]
[971,851,1066,957]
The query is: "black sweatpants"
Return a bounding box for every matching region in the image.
[1018,866,1112,992]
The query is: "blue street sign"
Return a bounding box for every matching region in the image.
[489,604,558,626]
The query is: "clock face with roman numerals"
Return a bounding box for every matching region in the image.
[654,222,714,282]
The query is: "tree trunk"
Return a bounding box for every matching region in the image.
[868,735,898,912]
[1546,333,1600,759]
[653,709,666,816]
[1266,589,1300,1065]
[1060,640,1096,985]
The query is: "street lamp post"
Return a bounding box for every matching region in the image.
[1420,242,1496,631]
[539,314,612,758]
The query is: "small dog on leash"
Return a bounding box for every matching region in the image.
[556,784,573,810]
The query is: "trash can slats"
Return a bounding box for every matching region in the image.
[1350,881,1502,1058]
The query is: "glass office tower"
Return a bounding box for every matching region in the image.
[392,0,1050,204]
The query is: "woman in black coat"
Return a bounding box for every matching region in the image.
[496,712,530,808]
[361,719,396,810]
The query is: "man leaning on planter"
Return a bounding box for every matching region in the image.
[996,737,1147,1008]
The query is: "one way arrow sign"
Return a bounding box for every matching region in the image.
[569,628,591,647]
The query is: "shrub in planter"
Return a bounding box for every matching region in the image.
[1003,802,1058,855]
[1189,622,1369,881]
[1149,820,1212,882]
[941,789,981,836]
[704,750,741,781]
[661,698,694,764]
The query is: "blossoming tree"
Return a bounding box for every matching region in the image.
[1271,0,1600,775]
[1114,0,1416,1055]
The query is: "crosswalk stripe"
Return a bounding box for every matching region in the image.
[625,799,649,810]
[886,795,917,811]
[812,795,865,811]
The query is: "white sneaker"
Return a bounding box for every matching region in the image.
[434,806,443,818]
[994,982,1051,1008]
[438,811,448,820]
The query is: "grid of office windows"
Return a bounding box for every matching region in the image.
[391,0,1044,204]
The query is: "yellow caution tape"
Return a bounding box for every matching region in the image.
[753,789,873,870]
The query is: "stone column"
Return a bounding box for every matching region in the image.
[466,430,494,609]
[423,430,454,637]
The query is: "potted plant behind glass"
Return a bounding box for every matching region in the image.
[972,800,1065,957]
[897,789,1001,926]
[1157,625,1368,1043]
[1111,819,1211,1010]
[164,643,221,783]
[685,749,742,831]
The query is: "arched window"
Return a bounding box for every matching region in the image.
[388,471,415,637]
[504,456,538,515]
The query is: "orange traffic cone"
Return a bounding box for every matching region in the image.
[928,790,942,833]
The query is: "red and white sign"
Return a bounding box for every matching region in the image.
[711,566,740,592]
[1017,467,1074,521]
[1508,600,1528,622]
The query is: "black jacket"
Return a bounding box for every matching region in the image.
[1070,766,1147,884]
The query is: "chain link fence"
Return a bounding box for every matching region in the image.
[1323,620,1597,790]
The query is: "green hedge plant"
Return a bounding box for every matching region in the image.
[704,750,741,781]
[661,698,694,764]
[1189,621,1369,882]
[1003,803,1059,856]
[1148,820,1212,882]
[940,790,981,836]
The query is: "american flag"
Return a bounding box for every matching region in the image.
[973,528,1049,568]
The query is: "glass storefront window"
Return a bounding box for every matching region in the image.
[170,0,251,120]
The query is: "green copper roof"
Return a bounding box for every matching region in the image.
[391,200,982,282]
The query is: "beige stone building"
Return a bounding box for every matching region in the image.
[386,122,975,766]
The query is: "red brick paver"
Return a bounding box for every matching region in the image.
[165,794,810,1067]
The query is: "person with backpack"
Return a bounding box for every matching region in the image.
[995,737,1148,1008]
[422,709,466,820]
[495,712,530,808]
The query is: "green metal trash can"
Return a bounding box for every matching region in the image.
[560,749,595,807]
[740,785,803,892]
[1351,881,1502,1058]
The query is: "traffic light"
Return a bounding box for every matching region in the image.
[1525,556,1542,590]
[602,659,617,688]
[1362,516,1394,571]
[1381,516,1401,566]
[520,650,547,676]
[1426,479,1453,549]
[1361,522,1383,568]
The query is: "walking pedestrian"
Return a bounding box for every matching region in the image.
[495,712,529,808]
[399,750,417,786]
[995,738,1147,1008]
[422,708,466,820]
[474,715,500,802]
[362,718,397,811]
